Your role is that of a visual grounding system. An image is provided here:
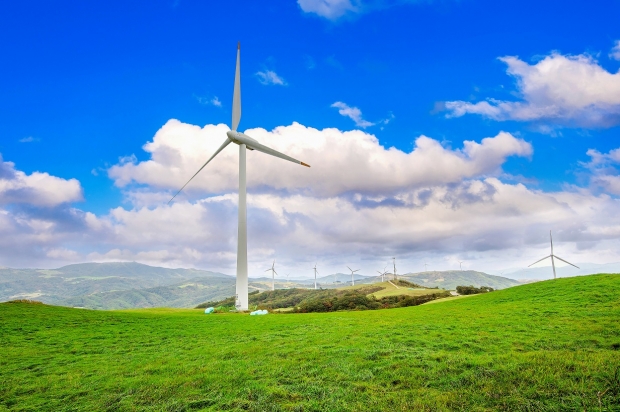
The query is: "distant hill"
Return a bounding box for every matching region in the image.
[1,263,518,309]
[400,270,520,290]
[0,262,232,308]
[505,262,620,281]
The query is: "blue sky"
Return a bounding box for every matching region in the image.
[1,0,620,277]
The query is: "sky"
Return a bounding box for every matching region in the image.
[1,0,620,279]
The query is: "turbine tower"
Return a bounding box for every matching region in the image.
[458,260,463,271]
[168,43,310,311]
[424,262,428,272]
[528,231,579,279]
[265,260,278,291]
[313,263,319,290]
[347,266,360,286]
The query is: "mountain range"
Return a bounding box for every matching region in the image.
[1,262,522,309]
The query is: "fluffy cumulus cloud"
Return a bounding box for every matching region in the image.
[0,155,91,267]
[582,147,620,195]
[3,122,620,276]
[107,120,532,197]
[445,51,620,128]
[0,155,82,206]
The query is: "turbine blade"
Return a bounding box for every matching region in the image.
[168,138,232,204]
[528,255,551,267]
[553,255,580,269]
[273,270,278,275]
[550,230,554,254]
[232,42,241,131]
[347,266,352,271]
[244,136,310,167]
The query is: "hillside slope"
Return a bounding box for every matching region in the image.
[401,270,520,289]
[1,274,619,410]
[0,262,231,306]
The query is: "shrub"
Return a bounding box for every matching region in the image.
[456,285,494,295]
[6,300,44,305]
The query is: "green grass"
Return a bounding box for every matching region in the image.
[367,281,446,298]
[1,274,620,411]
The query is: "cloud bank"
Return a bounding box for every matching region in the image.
[2,121,620,278]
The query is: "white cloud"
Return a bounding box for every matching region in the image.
[255,70,287,86]
[582,147,620,195]
[107,120,532,197]
[19,136,40,143]
[331,102,375,128]
[4,122,620,279]
[610,40,620,61]
[445,52,620,128]
[0,154,83,207]
[298,0,359,20]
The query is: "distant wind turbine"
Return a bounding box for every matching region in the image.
[377,265,388,282]
[265,260,278,291]
[347,266,360,286]
[424,262,428,272]
[313,263,319,290]
[458,260,464,271]
[528,231,579,279]
[167,43,310,311]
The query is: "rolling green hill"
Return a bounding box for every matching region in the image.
[1,274,619,410]
[0,262,231,308]
[401,270,520,289]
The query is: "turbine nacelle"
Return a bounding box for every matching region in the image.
[226,130,258,147]
[226,130,310,167]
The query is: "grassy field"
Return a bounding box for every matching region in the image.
[366,281,446,298]
[1,274,620,411]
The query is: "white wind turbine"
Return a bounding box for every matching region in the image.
[458,260,464,271]
[376,265,388,282]
[347,266,360,286]
[528,231,579,279]
[265,260,278,291]
[168,43,310,311]
[313,263,319,290]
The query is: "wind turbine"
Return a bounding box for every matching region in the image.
[265,260,278,291]
[167,43,310,311]
[347,266,360,286]
[313,263,319,290]
[528,231,579,279]
[458,260,463,271]
[424,262,428,272]
[376,265,388,282]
